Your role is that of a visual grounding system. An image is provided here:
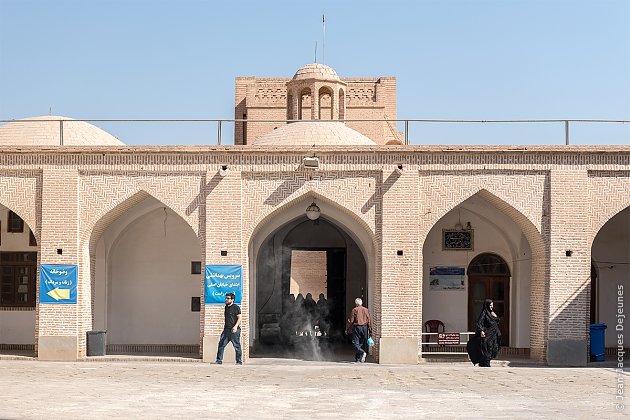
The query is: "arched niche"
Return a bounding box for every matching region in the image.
[299,88,312,121]
[248,195,376,353]
[88,195,202,356]
[318,86,334,120]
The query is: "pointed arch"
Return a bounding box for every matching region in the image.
[0,171,42,244]
[0,201,39,245]
[420,187,549,362]
[248,190,376,253]
[0,177,41,352]
[590,201,630,249]
[421,187,544,254]
[587,171,630,248]
[78,189,202,357]
[247,190,379,349]
[298,88,312,121]
[590,204,630,348]
[318,86,334,120]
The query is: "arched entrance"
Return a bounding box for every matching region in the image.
[90,195,202,356]
[0,204,38,356]
[467,253,510,346]
[591,205,630,351]
[253,216,366,359]
[422,191,538,355]
[249,197,374,361]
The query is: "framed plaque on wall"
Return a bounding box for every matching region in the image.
[442,229,474,251]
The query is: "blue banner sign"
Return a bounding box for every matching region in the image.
[205,265,242,305]
[40,264,78,304]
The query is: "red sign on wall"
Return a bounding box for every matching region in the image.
[437,332,460,345]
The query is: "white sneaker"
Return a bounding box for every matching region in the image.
[360,351,366,363]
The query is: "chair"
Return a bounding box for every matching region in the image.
[423,319,445,343]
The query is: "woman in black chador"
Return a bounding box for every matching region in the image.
[469,299,501,367]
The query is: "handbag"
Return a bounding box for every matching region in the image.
[367,336,375,347]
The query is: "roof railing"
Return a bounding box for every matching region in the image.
[1,118,628,146]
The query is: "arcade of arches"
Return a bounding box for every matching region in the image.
[0,63,629,366]
[0,163,628,366]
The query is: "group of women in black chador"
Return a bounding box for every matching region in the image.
[279,293,331,342]
[467,299,501,367]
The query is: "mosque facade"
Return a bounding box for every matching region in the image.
[0,64,628,366]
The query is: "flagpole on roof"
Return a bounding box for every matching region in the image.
[322,14,326,64]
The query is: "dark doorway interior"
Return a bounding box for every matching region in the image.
[253,217,367,360]
[275,247,348,350]
[468,253,510,347]
[326,248,347,339]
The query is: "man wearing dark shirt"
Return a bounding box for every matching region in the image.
[216,292,243,365]
[345,297,371,363]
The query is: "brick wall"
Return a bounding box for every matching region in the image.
[0,147,629,363]
[234,77,397,145]
[547,169,590,364]
[204,167,245,356]
[289,250,327,297]
[39,169,80,354]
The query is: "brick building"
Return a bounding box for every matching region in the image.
[0,63,628,366]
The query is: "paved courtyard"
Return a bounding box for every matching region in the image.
[0,358,626,419]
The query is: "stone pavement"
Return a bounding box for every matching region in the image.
[0,358,627,419]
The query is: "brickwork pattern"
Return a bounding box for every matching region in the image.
[234,76,396,145]
[586,170,630,361]
[39,169,80,356]
[380,168,420,338]
[243,171,378,239]
[1,148,629,363]
[587,170,630,246]
[242,170,381,346]
[203,169,244,356]
[549,170,590,363]
[418,170,550,361]
[289,250,328,297]
[79,171,204,236]
[0,170,42,350]
[0,170,41,242]
[78,171,206,356]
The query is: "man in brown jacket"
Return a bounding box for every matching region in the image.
[345,297,371,363]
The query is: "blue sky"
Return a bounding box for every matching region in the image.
[1,0,629,145]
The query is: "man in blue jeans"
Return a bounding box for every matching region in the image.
[216,292,243,365]
[345,297,371,363]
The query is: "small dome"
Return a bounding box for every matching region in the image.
[252,122,376,147]
[292,63,340,81]
[0,116,125,146]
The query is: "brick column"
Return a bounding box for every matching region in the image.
[331,87,339,120]
[202,168,244,363]
[547,169,590,365]
[311,84,320,120]
[287,88,297,121]
[38,169,80,361]
[339,88,346,121]
[378,165,420,363]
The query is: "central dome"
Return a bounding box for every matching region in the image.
[252,122,376,147]
[292,63,340,81]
